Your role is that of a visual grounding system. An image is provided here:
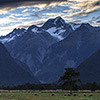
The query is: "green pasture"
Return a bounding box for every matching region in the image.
[0,92,100,100]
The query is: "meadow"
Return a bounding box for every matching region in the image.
[0,90,100,100]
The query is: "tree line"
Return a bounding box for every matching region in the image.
[0,82,100,91]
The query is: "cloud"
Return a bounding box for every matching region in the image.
[1,0,99,17]
[0,0,68,12]
[22,9,29,13]
[0,0,100,36]
[44,12,65,16]
[57,0,100,22]
[5,18,45,29]
[90,16,100,24]
[17,18,46,28]
[30,12,40,18]
[0,16,17,25]
[93,16,100,21]
[0,18,46,35]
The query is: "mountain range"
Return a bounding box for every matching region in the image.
[0,16,100,83]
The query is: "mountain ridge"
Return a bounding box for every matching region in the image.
[0,42,40,86]
[0,16,100,83]
[76,49,100,83]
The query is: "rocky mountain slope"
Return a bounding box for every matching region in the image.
[0,42,40,86]
[0,17,74,76]
[76,49,100,83]
[36,23,100,83]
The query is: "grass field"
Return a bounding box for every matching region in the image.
[0,91,100,100]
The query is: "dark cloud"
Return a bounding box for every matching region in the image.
[0,0,66,3]
[0,0,67,12]
[0,0,67,5]
[30,13,40,18]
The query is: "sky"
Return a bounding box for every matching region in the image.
[0,0,100,36]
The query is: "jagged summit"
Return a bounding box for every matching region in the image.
[41,16,73,40]
[10,28,26,35]
[53,16,66,26]
[1,28,25,38]
[27,25,44,33]
[0,17,73,42]
[42,16,66,29]
[0,28,26,43]
[27,25,39,30]
[80,23,93,29]
[0,17,98,43]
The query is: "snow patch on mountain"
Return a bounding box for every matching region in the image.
[54,17,65,25]
[0,38,9,44]
[0,28,25,43]
[46,27,65,40]
[58,29,66,34]
[32,28,38,33]
[69,23,81,30]
[32,28,43,33]
[0,36,15,43]
[47,27,57,34]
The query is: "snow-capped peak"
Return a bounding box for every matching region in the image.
[27,25,43,33]
[42,16,66,30]
[0,28,26,43]
[32,28,39,33]
[54,16,66,26]
[46,27,66,40]
[11,28,26,36]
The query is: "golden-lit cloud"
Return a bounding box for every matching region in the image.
[22,9,29,13]
[0,17,17,25]
[17,19,45,28]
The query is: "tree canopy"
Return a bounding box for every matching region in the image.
[59,68,81,95]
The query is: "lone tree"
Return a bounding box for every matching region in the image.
[59,68,81,95]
